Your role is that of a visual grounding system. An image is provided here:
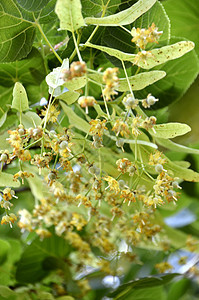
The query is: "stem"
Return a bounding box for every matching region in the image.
[84,0,111,46]
[120,25,132,35]
[98,148,102,178]
[121,60,134,97]
[53,153,59,169]
[24,137,43,150]
[135,66,141,75]
[101,87,110,119]
[86,25,99,44]
[72,31,82,62]
[69,32,82,62]
[34,18,63,64]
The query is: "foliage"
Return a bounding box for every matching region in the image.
[0,0,199,299]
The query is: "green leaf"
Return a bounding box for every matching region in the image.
[0,112,7,128]
[55,0,85,32]
[0,286,16,298]
[94,104,108,118]
[63,77,87,90]
[109,274,179,298]
[0,47,46,87]
[150,123,191,139]
[0,172,20,188]
[0,240,10,265]
[61,102,90,133]
[11,83,29,112]
[101,26,136,68]
[16,0,51,11]
[26,171,48,200]
[167,278,190,300]
[135,40,199,108]
[81,0,121,18]
[157,138,199,155]
[0,0,35,62]
[0,0,56,62]
[0,87,13,118]
[57,297,75,300]
[57,91,80,104]
[163,0,199,56]
[16,234,71,283]
[85,0,156,26]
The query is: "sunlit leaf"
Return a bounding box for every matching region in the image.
[55,0,84,32]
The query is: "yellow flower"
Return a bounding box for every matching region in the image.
[104,176,120,193]
[155,262,173,273]
[112,119,130,137]
[1,213,17,227]
[89,119,107,137]
[41,105,60,123]
[70,213,87,231]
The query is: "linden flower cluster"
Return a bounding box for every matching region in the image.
[131,23,162,66]
[1,57,197,292]
[131,23,163,50]
[102,67,119,101]
[78,96,97,114]
[61,61,87,81]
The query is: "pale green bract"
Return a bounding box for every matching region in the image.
[61,103,90,133]
[117,71,166,91]
[88,71,166,91]
[11,83,29,112]
[0,172,20,188]
[56,90,80,105]
[85,0,156,26]
[86,41,195,69]
[46,59,69,89]
[150,122,191,139]
[55,0,85,32]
